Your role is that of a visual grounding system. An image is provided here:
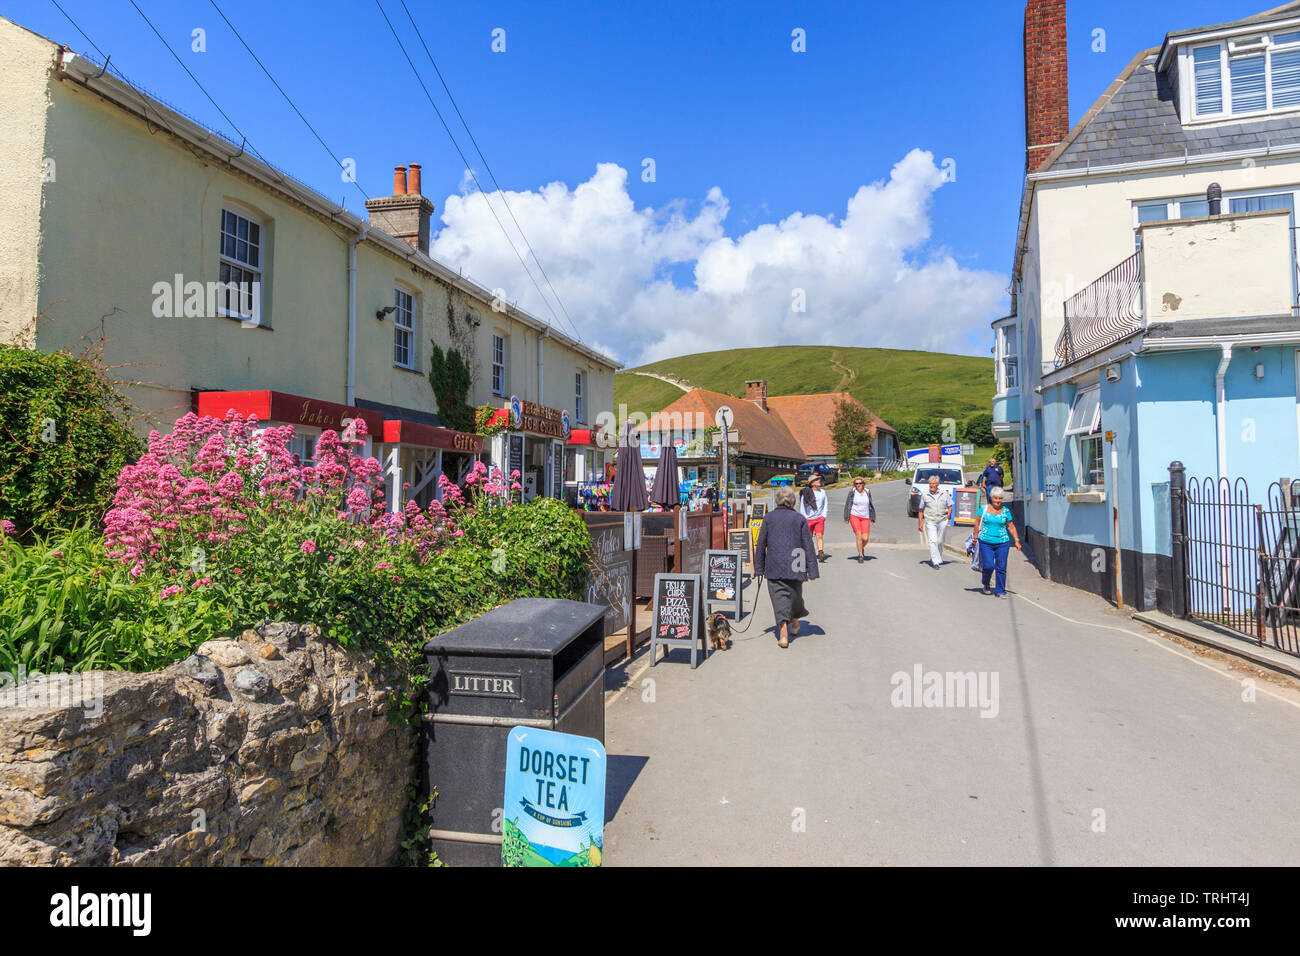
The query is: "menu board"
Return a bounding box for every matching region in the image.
[727,528,751,563]
[683,517,710,575]
[585,551,632,637]
[952,487,980,526]
[508,434,524,483]
[704,550,742,616]
[650,574,705,669]
[551,442,564,499]
[750,501,768,522]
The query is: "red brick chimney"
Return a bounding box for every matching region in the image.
[1024,0,1068,173]
[745,380,768,412]
[366,161,434,254]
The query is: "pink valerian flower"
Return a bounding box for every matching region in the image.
[375,561,392,571]
[160,585,183,600]
[300,540,317,554]
[509,470,521,481]
[0,519,15,536]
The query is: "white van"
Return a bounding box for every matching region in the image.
[905,464,966,518]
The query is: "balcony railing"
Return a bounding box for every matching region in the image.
[1054,252,1143,367]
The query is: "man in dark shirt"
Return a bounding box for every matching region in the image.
[978,458,1005,503]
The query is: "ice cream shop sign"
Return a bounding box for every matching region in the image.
[507,396,565,438]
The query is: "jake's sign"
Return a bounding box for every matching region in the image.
[503,727,606,867]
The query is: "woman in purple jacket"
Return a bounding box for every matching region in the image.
[754,485,820,648]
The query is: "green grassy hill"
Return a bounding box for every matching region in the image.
[615,346,993,426]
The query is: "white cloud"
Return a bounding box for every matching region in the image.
[428,149,1006,367]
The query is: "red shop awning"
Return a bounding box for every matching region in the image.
[195,390,385,435]
[567,428,595,445]
[381,420,482,454]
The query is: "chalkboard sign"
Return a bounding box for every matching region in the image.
[508,434,524,483]
[585,551,632,637]
[750,501,768,522]
[650,573,706,668]
[551,441,563,499]
[952,487,980,526]
[704,550,742,617]
[727,528,751,563]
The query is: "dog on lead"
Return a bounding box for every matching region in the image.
[706,612,731,651]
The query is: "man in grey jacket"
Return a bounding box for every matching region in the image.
[755,486,820,648]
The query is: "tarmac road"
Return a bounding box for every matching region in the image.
[601,482,1300,865]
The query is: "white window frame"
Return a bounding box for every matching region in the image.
[393,287,416,370]
[218,206,263,323]
[492,333,507,397]
[1184,29,1300,122]
[1064,385,1104,490]
[575,370,585,422]
[994,324,1019,396]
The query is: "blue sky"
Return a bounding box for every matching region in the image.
[4,0,1281,363]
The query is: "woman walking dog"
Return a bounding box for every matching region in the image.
[755,486,819,648]
[842,475,876,562]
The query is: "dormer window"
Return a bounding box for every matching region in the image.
[1188,30,1300,120]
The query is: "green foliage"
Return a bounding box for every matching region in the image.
[427,344,474,433]
[396,779,443,867]
[964,412,995,447]
[0,498,592,680]
[829,397,876,463]
[0,525,230,674]
[474,404,508,437]
[0,345,141,539]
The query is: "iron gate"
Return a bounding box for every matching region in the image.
[1180,474,1300,657]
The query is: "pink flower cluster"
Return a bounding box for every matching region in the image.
[102,411,456,571]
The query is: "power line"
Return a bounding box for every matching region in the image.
[371,0,574,340]
[398,0,585,345]
[126,0,271,165]
[207,0,370,204]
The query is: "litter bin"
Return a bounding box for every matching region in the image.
[422,597,606,866]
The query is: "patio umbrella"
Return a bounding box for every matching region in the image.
[611,422,649,512]
[650,443,680,508]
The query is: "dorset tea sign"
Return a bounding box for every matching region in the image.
[650,573,706,668]
[503,726,606,867]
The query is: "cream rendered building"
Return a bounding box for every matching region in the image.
[0,15,618,508]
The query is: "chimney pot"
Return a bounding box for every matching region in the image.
[745,379,768,411]
[408,163,422,195]
[393,165,408,196]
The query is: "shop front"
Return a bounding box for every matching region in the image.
[488,396,570,502]
[194,389,384,464]
[378,419,484,511]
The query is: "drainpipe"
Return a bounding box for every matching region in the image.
[1215,344,1233,482]
[1214,344,1232,608]
[538,327,549,406]
[346,224,369,407]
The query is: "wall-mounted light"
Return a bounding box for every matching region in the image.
[465,311,481,328]
[1255,363,1266,380]
[375,305,396,321]
[1105,364,1121,383]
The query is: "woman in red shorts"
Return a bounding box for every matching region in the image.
[842,476,875,563]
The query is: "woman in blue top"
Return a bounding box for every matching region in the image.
[971,486,1021,598]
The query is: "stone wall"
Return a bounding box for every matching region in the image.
[0,623,417,865]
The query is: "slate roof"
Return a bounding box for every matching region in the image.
[1047,3,1300,174]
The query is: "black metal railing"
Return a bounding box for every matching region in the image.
[1180,475,1300,657]
[1055,252,1144,367]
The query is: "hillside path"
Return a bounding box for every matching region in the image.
[622,370,691,392]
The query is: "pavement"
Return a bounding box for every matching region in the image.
[601,482,1300,865]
